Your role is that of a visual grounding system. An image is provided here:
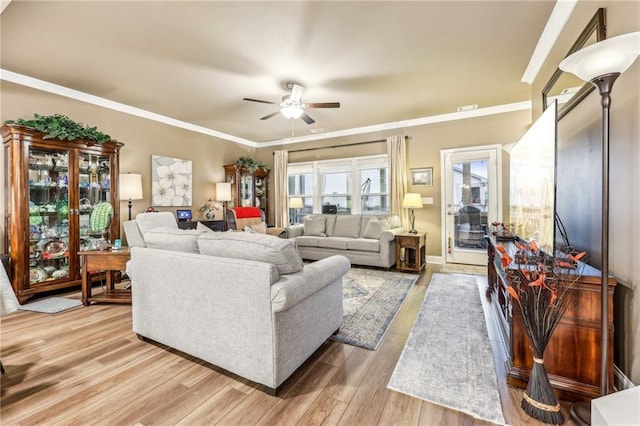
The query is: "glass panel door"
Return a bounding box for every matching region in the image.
[28,146,70,285]
[442,146,501,265]
[78,152,113,253]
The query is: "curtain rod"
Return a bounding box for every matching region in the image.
[273,136,407,154]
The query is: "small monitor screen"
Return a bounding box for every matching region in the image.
[176,210,192,221]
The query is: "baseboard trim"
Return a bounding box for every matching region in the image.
[614,365,635,390]
[426,255,445,265]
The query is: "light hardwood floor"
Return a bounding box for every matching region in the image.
[1,265,577,425]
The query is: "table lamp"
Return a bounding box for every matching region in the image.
[289,197,304,224]
[119,173,143,221]
[216,182,232,230]
[402,193,423,234]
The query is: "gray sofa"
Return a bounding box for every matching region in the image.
[285,213,405,268]
[124,212,350,393]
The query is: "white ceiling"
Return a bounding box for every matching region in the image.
[1,1,558,146]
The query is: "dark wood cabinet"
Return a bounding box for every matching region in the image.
[2,124,123,303]
[396,232,426,273]
[486,237,616,401]
[223,164,269,223]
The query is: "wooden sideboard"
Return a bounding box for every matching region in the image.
[485,237,616,402]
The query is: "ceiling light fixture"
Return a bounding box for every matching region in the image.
[279,97,305,119]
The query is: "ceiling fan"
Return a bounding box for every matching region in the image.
[243,83,340,124]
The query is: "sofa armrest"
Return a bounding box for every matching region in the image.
[271,255,350,312]
[285,224,305,239]
[380,226,406,242]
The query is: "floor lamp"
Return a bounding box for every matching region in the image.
[119,173,143,221]
[559,32,640,425]
[216,182,232,230]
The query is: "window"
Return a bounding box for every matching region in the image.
[288,155,389,223]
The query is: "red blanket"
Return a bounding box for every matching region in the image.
[233,207,262,219]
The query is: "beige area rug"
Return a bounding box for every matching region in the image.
[330,267,418,350]
[387,273,505,425]
[19,297,83,314]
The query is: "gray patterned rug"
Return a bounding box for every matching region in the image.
[19,297,83,314]
[330,267,418,350]
[387,273,506,425]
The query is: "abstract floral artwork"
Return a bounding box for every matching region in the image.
[151,155,192,206]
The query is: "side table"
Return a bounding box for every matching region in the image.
[177,220,225,231]
[79,248,131,306]
[396,232,427,273]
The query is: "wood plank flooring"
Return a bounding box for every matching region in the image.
[1,265,578,425]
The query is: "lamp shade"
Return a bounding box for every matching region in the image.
[119,173,143,200]
[560,32,640,81]
[402,193,423,209]
[289,197,304,209]
[215,182,232,202]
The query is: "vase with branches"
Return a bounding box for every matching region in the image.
[499,240,586,424]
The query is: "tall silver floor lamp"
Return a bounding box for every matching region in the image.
[559,31,640,424]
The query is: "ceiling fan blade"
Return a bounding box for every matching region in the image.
[300,113,315,125]
[290,84,304,103]
[260,111,280,120]
[306,102,340,108]
[243,98,276,104]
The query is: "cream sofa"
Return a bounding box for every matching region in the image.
[124,212,350,393]
[286,214,405,268]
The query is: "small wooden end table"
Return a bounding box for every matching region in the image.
[79,248,131,306]
[396,232,427,273]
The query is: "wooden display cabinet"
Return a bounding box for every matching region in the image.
[2,124,123,303]
[485,237,616,401]
[223,163,269,223]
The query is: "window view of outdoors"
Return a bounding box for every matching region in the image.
[453,160,489,249]
[288,156,389,224]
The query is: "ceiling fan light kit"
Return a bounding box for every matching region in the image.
[243,82,340,124]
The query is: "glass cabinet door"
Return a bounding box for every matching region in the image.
[78,152,113,253]
[239,172,254,207]
[28,146,70,285]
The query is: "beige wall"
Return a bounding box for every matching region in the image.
[532,1,640,383]
[0,82,252,244]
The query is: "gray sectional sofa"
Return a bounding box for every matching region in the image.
[285,213,405,268]
[124,212,350,393]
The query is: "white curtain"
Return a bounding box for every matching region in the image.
[273,150,289,228]
[387,135,409,230]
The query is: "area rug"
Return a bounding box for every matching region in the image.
[19,297,83,314]
[439,263,487,276]
[387,273,506,425]
[330,267,418,350]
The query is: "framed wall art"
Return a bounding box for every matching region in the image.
[151,155,193,206]
[410,167,433,186]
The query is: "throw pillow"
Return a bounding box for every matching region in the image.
[250,221,267,234]
[198,232,303,275]
[196,222,215,233]
[333,215,361,238]
[363,217,389,239]
[304,216,326,237]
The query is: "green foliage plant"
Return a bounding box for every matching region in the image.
[236,155,268,171]
[5,113,112,144]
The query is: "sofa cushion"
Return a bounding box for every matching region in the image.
[347,238,381,253]
[333,215,361,238]
[362,217,389,239]
[244,221,267,234]
[143,227,205,253]
[198,232,303,275]
[317,237,351,250]
[296,236,320,247]
[135,212,178,235]
[324,214,337,237]
[304,216,326,236]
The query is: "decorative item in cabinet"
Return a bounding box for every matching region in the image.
[2,124,123,304]
[224,162,270,224]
